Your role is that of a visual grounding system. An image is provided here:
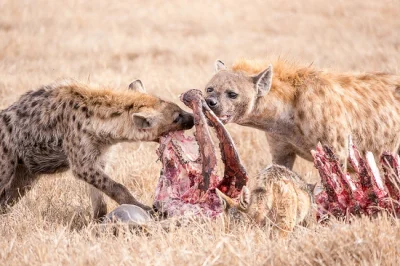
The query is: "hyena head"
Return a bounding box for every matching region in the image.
[215,186,251,223]
[93,80,194,142]
[128,80,194,141]
[204,60,273,124]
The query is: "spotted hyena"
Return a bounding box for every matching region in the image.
[204,59,400,169]
[216,164,315,237]
[0,80,194,220]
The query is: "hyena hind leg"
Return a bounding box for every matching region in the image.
[0,163,38,212]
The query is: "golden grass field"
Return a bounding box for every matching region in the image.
[1,0,400,265]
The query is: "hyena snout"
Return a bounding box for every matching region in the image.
[206,97,218,107]
[205,97,222,116]
[179,111,194,130]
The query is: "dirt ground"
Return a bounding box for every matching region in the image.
[1,0,400,265]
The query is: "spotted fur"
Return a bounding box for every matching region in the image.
[204,59,400,169]
[0,80,193,220]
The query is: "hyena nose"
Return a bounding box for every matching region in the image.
[206,98,218,107]
[183,114,194,129]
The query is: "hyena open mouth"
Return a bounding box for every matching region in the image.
[153,89,248,218]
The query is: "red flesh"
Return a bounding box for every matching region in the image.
[313,136,400,221]
[153,89,248,218]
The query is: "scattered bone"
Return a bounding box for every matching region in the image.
[312,136,400,221]
[104,204,152,225]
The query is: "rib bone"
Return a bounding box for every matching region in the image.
[313,136,400,220]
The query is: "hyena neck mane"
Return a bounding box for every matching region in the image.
[232,59,316,135]
[58,84,159,115]
[56,84,161,142]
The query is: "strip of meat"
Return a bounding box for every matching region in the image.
[180,89,217,192]
[181,90,248,197]
[151,89,249,218]
[201,99,248,198]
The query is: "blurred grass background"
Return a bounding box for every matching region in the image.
[1,0,400,265]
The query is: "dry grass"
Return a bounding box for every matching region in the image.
[1,0,400,265]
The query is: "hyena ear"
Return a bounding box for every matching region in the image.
[238,186,250,211]
[128,80,146,93]
[132,112,156,129]
[214,59,227,73]
[253,65,273,97]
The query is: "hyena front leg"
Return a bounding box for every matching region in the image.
[72,165,152,213]
[68,144,152,217]
[266,134,296,170]
[88,161,109,221]
[0,150,18,212]
[0,164,38,211]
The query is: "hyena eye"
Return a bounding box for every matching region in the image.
[227,91,238,99]
[206,87,214,93]
[173,113,182,123]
